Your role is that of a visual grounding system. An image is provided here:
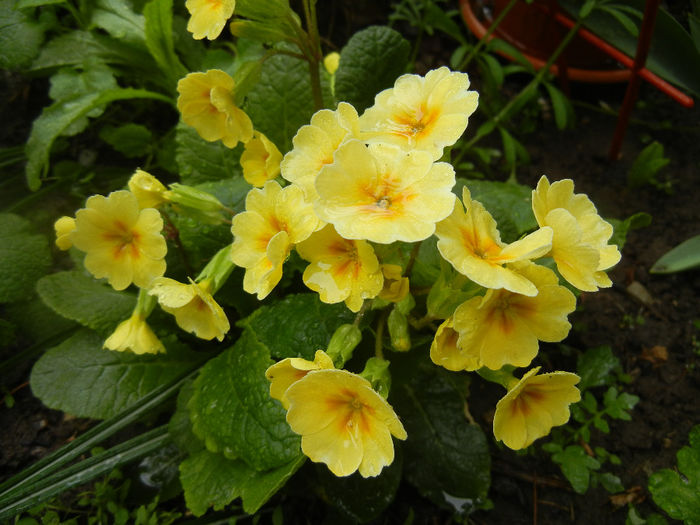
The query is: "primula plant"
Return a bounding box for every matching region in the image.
[0,0,627,521]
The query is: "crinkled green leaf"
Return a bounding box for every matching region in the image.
[36,271,137,336]
[649,425,700,524]
[31,30,154,73]
[0,213,51,303]
[168,379,204,456]
[175,122,243,185]
[240,293,354,360]
[0,1,46,69]
[188,329,302,469]
[25,87,171,190]
[245,54,315,153]
[551,445,600,494]
[99,123,153,158]
[602,387,639,420]
[92,0,145,46]
[30,329,205,419]
[180,449,304,517]
[392,352,490,513]
[143,0,187,89]
[3,298,76,346]
[456,178,538,243]
[316,448,403,522]
[335,26,410,113]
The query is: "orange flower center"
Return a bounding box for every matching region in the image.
[104,220,140,259]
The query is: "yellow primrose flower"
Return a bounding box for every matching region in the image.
[323,52,341,75]
[493,367,581,450]
[265,350,335,409]
[185,0,235,40]
[378,264,409,303]
[315,140,455,244]
[71,191,166,291]
[284,369,407,477]
[280,102,360,200]
[241,131,283,187]
[104,314,165,355]
[149,277,229,341]
[359,66,479,160]
[532,176,621,291]
[177,70,253,148]
[452,262,576,370]
[430,316,479,372]
[128,169,168,209]
[54,216,75,251]
[231,181,319,299]
[296,224,384,312]
[435,187,552,296]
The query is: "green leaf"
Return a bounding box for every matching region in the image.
[168,379,204,456]
[551,445,600,494]
[180,449,304,517]
[143,0,187,89]
[392,353,490,513]
[245,54,315,154]
[598,472,624,493]
[0,1,46,69]
[335,26,410,113]
[188,329,302,469]
[602,387,639,420]
[31,30,153,73]
[0,213,51,304]
[649,425,700,524]
[543,82,574,130]
[36,270,137,336]
[576,345,623,390]
[456,178,538,242]
[650,234,700,274]
[30,329,205,419]
[608,211,651,250]
[99,123,153,158]
[175,122,243,185]
[627,141,670,188]
[316,449,403,522]
[240,293,354,360]
[25,87,172,190]
[91,0,145,46]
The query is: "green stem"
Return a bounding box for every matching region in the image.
[459,0,519,70]
[302,0,323,110]
[454,17,585,166]
[375,309,388,360]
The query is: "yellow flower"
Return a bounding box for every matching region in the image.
[378,264,409,303]
[493,367,581,450]
[452,262,576,370]
[231,181,318,299]
[104,314,165,355]
[430,316,479,371]
[435,187,552,296]
[54,216,75,251]
[323,52,341,75]
[177,70,253,148]
[532,176,621,291]
[185,0,235,40]
[128,169,168,209]
[359,66,479,160]
[265,350,335,409]
[149,277,229,341]
[315,140,455,244]
[71,191,167,291]
[241,131,283,187]
[280,102,360,200]
[284,369,407,477]
[296,224,384,312]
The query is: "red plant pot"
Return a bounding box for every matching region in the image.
[460,0,631,83]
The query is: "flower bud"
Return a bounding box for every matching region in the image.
[325,323,362,367]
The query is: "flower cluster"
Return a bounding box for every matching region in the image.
[54,170,235,355]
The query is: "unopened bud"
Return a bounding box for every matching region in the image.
[326,323,362,367]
